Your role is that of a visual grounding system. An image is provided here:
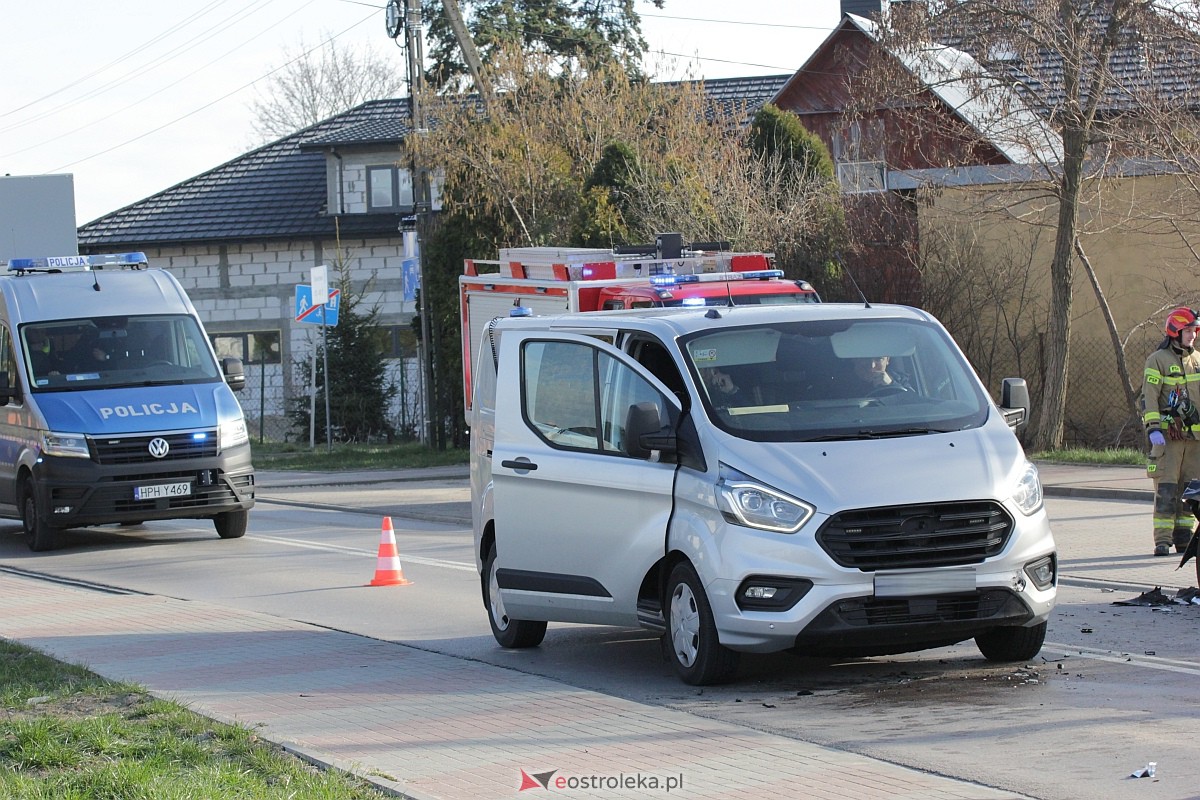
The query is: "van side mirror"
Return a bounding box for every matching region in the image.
[623,401,677,459]
[222,357,246,392]
[0,371,15,406]
[1000,377,1030,430]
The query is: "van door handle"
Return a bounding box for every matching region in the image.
[501,458,538,472]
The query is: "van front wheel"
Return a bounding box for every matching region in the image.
[976,621,1047,662]
[483,543,546,648]
[213,509,248,539]
[664,562,739,685]
[20,480,58,552]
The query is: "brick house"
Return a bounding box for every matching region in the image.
[77,76,789,442]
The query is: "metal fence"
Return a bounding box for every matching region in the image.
[234,338,1151,450]
[237,357,424,444]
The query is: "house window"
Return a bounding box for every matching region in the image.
[833,119,888,194]
[211,331,281,364]
[367,166,414,212]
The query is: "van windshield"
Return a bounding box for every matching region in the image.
[683,318,991,442]
[22,315,221,392]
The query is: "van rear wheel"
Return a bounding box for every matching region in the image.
[213,509,248,539]
[483,543,546,648]
[20,480,58,552]
[976,621,1047,662]
[664,562,739,685]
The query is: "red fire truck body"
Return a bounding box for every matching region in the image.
[459,241,819,414]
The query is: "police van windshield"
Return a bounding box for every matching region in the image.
[22,315,220,391]
[684,317,991,442]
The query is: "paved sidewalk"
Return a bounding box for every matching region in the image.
[0,573,1030,800]
[0,462,1169,800]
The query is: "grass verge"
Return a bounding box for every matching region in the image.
[1031,447,1144,466]
[251,440,467,471]
[0,640,390,799]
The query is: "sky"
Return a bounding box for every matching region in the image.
[1,1,842,227]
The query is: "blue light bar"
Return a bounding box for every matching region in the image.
[6,252,148,272]
[649,275,677,287]
[739,269,785,280]
[681,297,706,307]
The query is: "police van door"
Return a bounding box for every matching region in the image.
[490,330,680,626]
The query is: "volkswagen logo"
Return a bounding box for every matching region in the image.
[148,437,170,459]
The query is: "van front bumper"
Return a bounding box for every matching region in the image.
[32,445,254,528]
[706,566,1056,654]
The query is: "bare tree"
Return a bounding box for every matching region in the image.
[248,37,407,144]
[410,50,847,444]
[844,1,1200,450]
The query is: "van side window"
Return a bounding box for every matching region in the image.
[0,327,16,401]
[521,339,668,456]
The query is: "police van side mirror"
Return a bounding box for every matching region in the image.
[1000,377,1030,431]
[222,357,246,392]
[623,401,677,460]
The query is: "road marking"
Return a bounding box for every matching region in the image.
[1043,641,1200,675]
[251,533,477,572]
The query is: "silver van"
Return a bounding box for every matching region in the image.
[0,254,254,551]
[469,302,1056,684]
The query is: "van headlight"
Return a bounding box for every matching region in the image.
[41,431,90,459]
[219,417,249,450]
[716,464,813,533]
[1011,460,1043,515]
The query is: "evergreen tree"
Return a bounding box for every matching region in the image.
[422,0,660,92]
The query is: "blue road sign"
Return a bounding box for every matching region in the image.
[295,285,340,326]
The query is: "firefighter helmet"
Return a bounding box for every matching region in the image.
[1165,307,1199,337]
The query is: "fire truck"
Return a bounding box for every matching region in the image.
[459,234,820,413]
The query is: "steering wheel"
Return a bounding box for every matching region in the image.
[867,383,909,397]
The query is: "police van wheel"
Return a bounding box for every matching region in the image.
[975,621,1047,662]
[213,509,248,539]
[483,543,546,648]
[19,481,58,552]
[664,562,739,685]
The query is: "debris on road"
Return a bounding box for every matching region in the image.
[1128,762,1157,779]
[1111,586,1200,606]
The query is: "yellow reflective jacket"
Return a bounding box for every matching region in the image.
[1143,344,1200,437]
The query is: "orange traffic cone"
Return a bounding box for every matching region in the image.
[368,517,412,586]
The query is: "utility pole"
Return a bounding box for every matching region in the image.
[388,0,436,447]
[442,0,491,106]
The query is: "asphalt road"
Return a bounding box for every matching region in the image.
[0,485,1196,800]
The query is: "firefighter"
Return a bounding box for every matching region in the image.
[1143,306,1200,555]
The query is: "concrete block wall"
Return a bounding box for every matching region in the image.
[139,237,420,439]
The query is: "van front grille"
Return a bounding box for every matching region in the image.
[817,501,1012,571]
[91,430,219,464]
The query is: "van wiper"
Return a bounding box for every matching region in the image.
[855,427,939,439]
[808,427,938,442]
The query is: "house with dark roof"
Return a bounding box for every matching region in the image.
[77,76,790,440]
[770,0,1200,446]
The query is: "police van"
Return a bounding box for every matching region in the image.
[0,253,254,550]
[469,301,1057,685]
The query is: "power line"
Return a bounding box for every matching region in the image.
[639,11,834,34]
[1,0,326,157]
[48,11,378,173]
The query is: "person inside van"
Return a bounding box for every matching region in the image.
[25,328,59,378]
[702,366,739,399]
[851,355,910,394]
[59,330,109,373]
